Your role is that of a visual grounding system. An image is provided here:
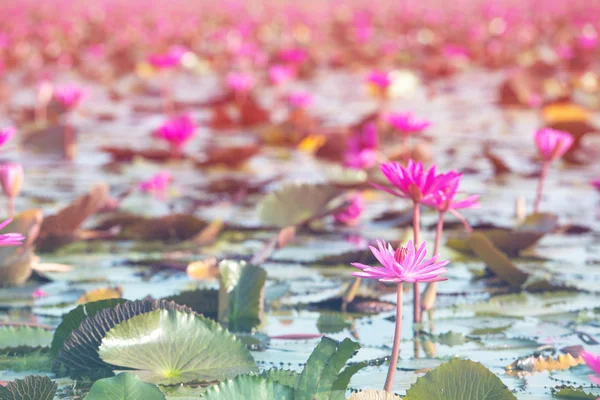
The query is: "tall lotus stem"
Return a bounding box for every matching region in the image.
[533,161,549,214]
[384,282,403,393]
[412,203,421,323]
[422,212,445,312]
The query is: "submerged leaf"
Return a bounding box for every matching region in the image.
[98,309,257,385]
[257,183,344,228]
[218,260,266,332]
[404,359,516,400]
[0,375,57,400]
[86,372,166,400]
[199,375,294,400]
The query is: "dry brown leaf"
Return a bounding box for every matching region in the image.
[77,286,123,303]
[187,257,219,280]
[505,353,584,375]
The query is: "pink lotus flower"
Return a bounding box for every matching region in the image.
[286,91,313,109]
[139,171,171,194]
[155,114,196,154]
[387,112,431,135]
[148,46,187,69]
[366,70,391,90]
[351,240,449,283]
[226,72,255,93]
[344,124,379,169]
[375,160,461,203]
[344,148,377,170]
[423,178,479,212]
[53,84,85,111]
[334,194,364,226]
[0,219,25,247]
[582,352,600,385]
[0,163,23,198]
[279,47,308,64]
[0,127,16,148]
[32,288,48,298]
[269,65,295,86]
[534,128,573,162]
[592,179,600,191]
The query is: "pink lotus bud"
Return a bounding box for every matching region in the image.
[0,127,16,148]
[0,163,24,198]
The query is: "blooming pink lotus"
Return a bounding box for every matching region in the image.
[286,91,314,109]
[376,160,461,203]
[387,112,431,136]
[366,70,392,90]
[53,84,85,111]
[0,219,25,247]
[269,65,295,86]
[0,127,16,148]
[334,194,364,226]
[582,351,600,385]
[148,46,187,69]
[423,178,479,213]
[226,72,255,93]
[139,171,171,195]
[534,128,574,162]
[155,114,196,156]
[351,240,448,283]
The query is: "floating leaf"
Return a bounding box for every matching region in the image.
[296,337,362,400]
[50,298,128,357]
[257,183,343,228]
[405,359,516,399]
[163,289,219,320]
[0,376,57,400]
[506,353,584,375]
[86,372,166,400]
[98,309,257,385]
[77,286,123,303]
[553,387,598,399]
[0,326,53,353]
[218,260,266,332]
[199,375,294,400]
[195,145,260,168]
[348,390,401,399]
[54,299,190,377]
[316,313,350,334]
[97,213,208,241]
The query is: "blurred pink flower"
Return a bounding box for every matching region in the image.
[0,127,16,148]
[155,114,196,153]
[344,148,377,170]
[387,112,431,135]
[286,91,313,109]
[351,240,449,283]
[139,171,171,194]
[578,33,598,50]
[443,45,470,59]
[226,72,255,93]
[592,179,600,191]
[53,84,85,111]
[556,44,574,60]
[32,288,48,298]
[534,128,573,162]
[279,47,308,64]
[0,163,24,198]
[375,160,461,203]
[148,46,186,69]
[582,352,600,385]
[365,70,391,89]
[423,178,479,212]
[269,65,295,86]
[334,194,364,226]
[0,219,25,247]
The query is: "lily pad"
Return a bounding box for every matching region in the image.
[199,375,294,400]
[98,309,257,384]
[404,359,516,399]
[218,260,266,332]
[0,326,53,353]
[86,372,166,400]
[553,387,598,399]
[257,183,344,228]
[0,375,57,400]
[54,299,190,377]
[50,298,128,357]
[163,289,219,320]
